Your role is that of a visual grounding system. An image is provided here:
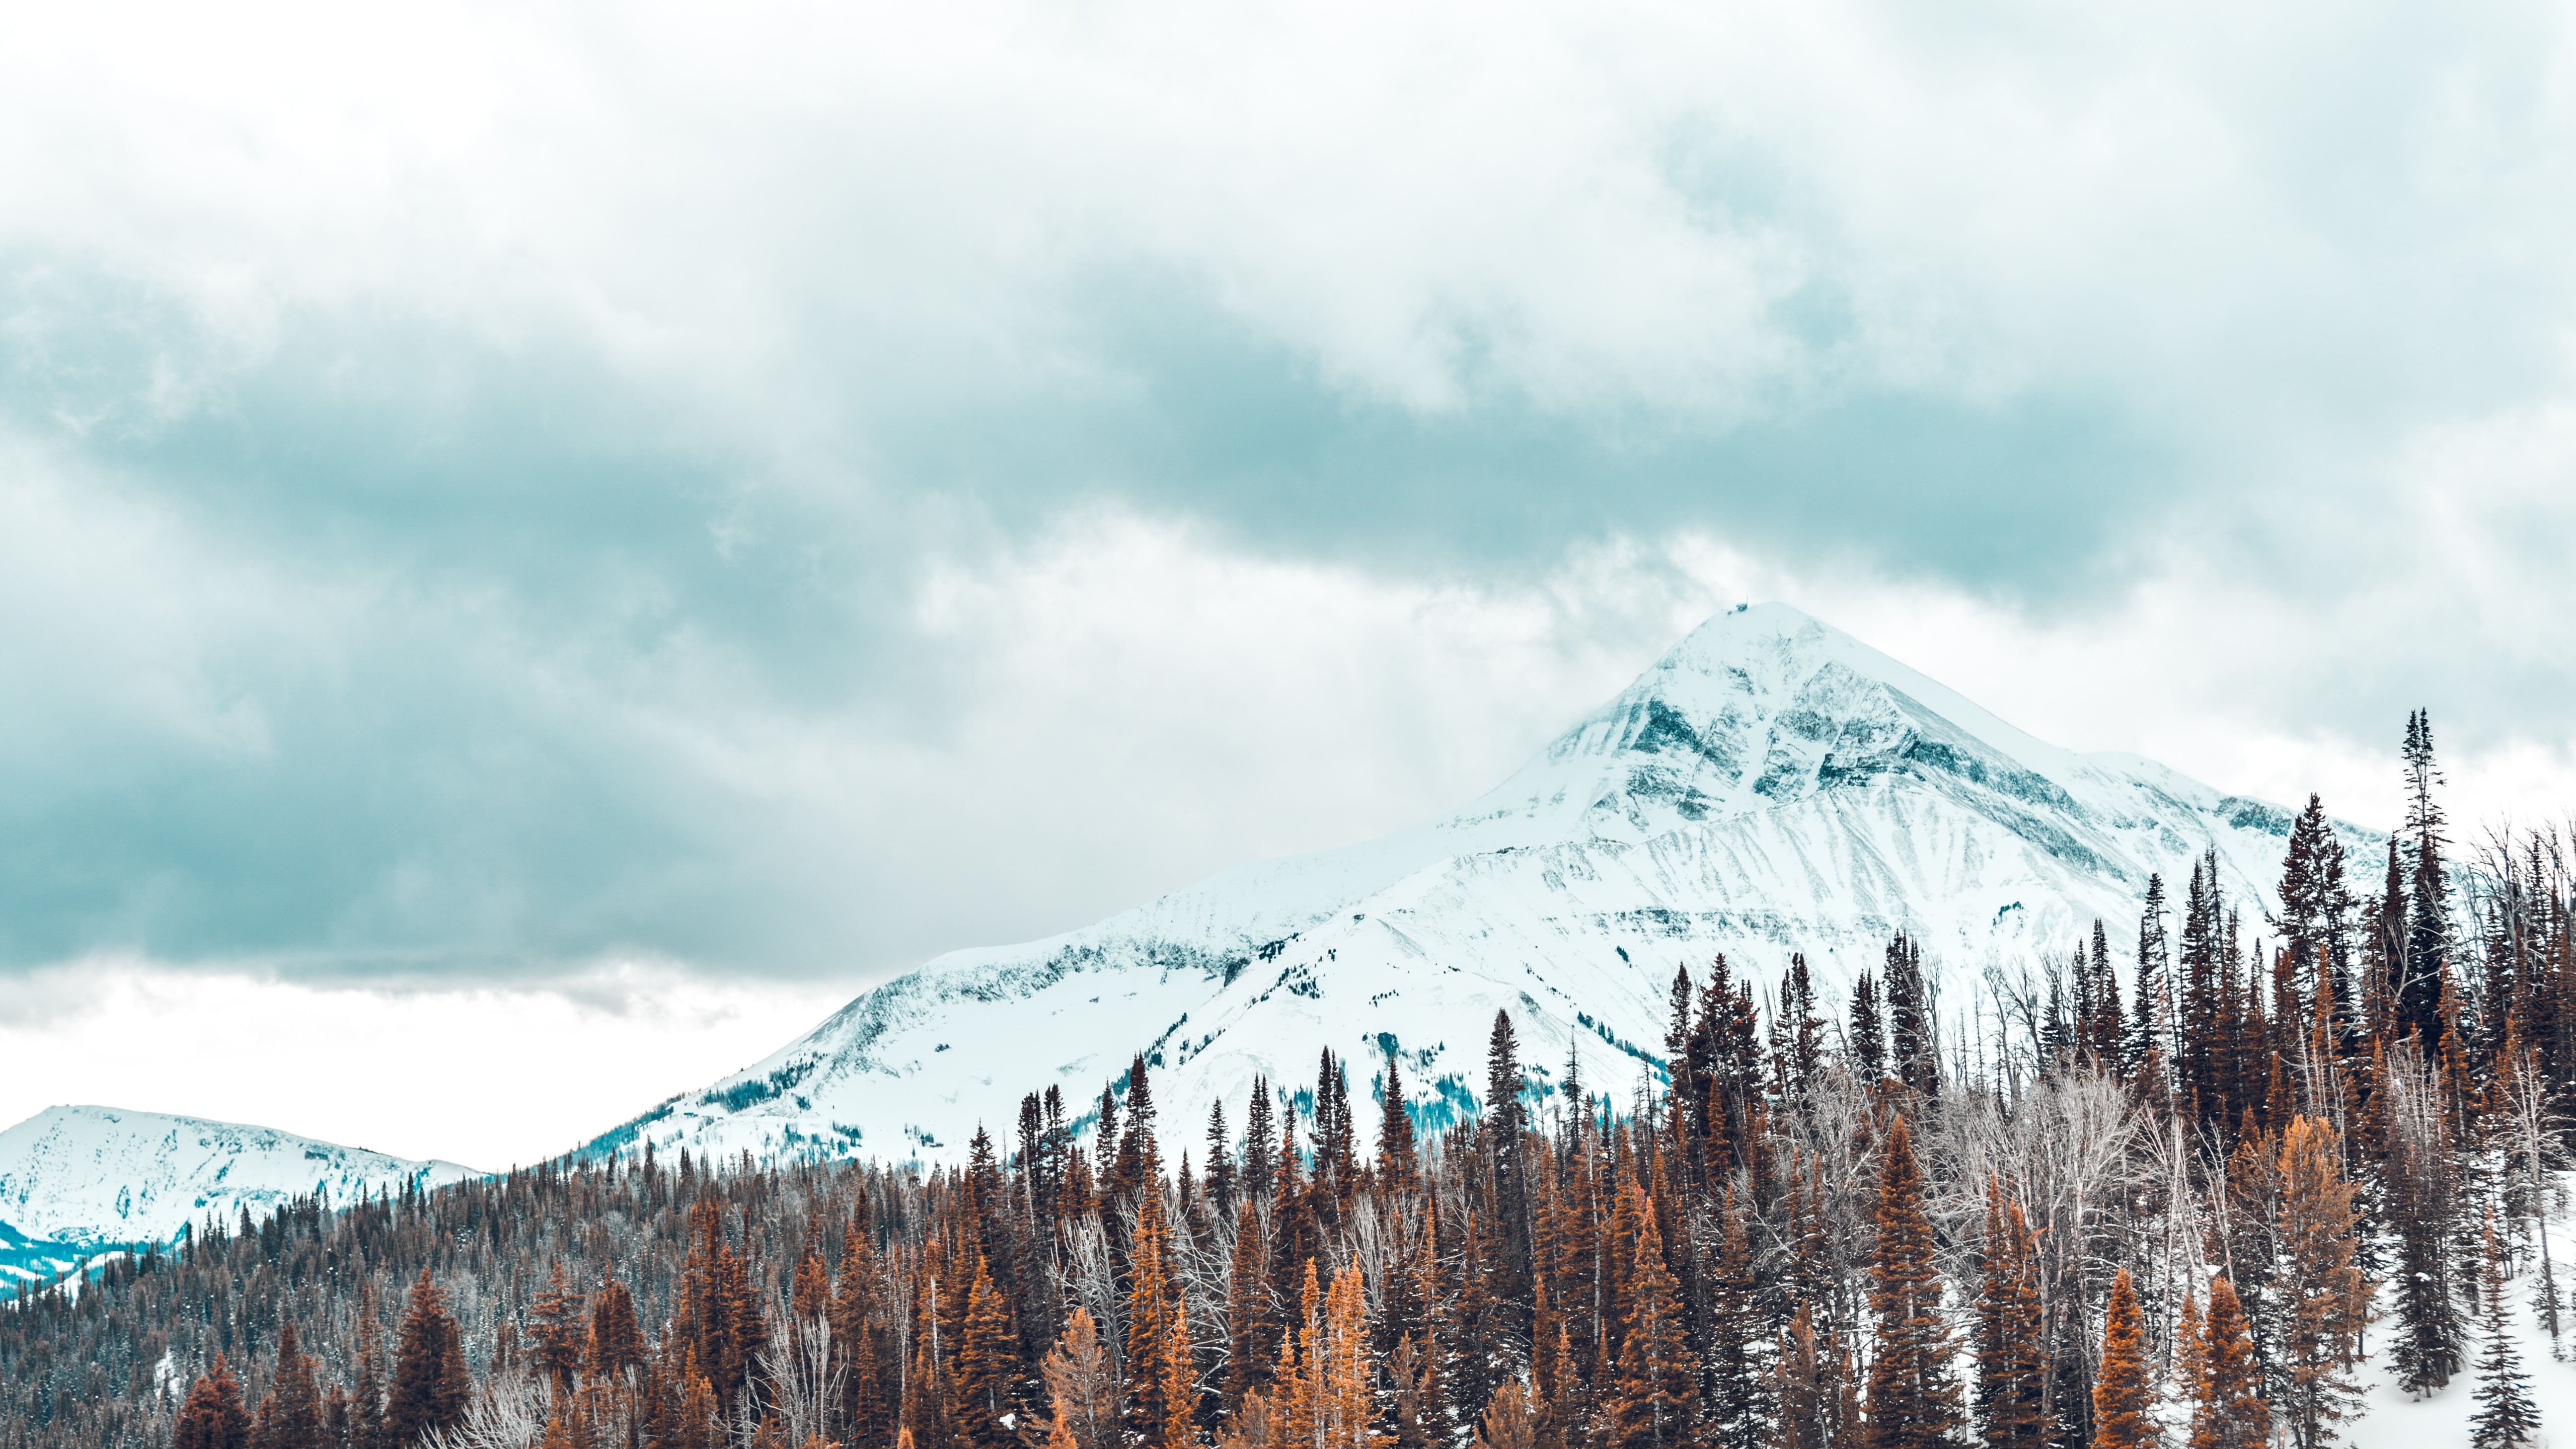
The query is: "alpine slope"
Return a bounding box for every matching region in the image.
[586,603,2377,1169]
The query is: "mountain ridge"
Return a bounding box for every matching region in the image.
[0,1104,479,1284]
[580,602,2381,1169]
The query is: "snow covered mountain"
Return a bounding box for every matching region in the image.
[0,1105,478,1287]
[585,602,2376,1169]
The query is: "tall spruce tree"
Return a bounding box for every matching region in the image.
[1610,1204,1698,1449]
[1706,1189,1772,1449]
[173,1356,252,1449]
[2468,1213,2539,1449]
[254,1323,324,1449]
[2090,1271,2158,1449]
[388,1269,471,1446]
[2273,1118,2368,1448]
[2186,1279,2267,1449]
[2133,873,2171,1074]
[1885,934,1938,1099]
[1864,1117,1961,1449]
[2401,710,2452,1045]
[1972,1183,2044,1449]
[1851,972,1887,1084]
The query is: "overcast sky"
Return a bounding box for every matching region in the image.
[5,0,2575,1168]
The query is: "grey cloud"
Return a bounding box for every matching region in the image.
[4,2,2576,990]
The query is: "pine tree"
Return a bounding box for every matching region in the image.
[1223,1199,1273,1415]
[1473,1380,1540,1449]
[1164,1287,1203,1449]
[1971,1183,2043,1449]
[2401,711,2452,1045]
[1379,1050,1421,1194]
[388,1269,471,1446]
[254,1323,325,1449]
[2273,1117,2367,1449]
[2275,794,2339,978]
[1705,1189,1770,1449]
[2469,1213,2539,1449]
[1041,1308,1119,1449]
[174,1355,253,1449]
[1206,1098,1237,1219]
[2186,1279,2267,1449]
[2133,875,2171,1074]
[1127,1182,1184,1442]
[1488,1009,1534,1339]
[955,1254,1020,1449]
[2090,1271,2158,1449]
[591,1277,647,1381]
[1851,972,1886,1084]
[532,1260,587,1393]
[1864,1117,1961,1449]
[1885,934,1938,1099]
[1609,1204,1697,1449]
[1777,1304,1853,1449]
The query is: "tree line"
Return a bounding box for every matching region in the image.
[0,712,2563,1449]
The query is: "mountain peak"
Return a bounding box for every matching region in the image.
[581,601,2341,1171]
[0,1103,479,1256]
[1657,602,2075,773]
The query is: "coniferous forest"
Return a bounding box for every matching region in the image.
[5,715,2570,1449]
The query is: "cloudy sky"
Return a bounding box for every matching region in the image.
[5,0,2574,1167]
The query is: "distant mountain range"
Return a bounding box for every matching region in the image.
[1,602,2378,1284]
[0,1106,474,1289]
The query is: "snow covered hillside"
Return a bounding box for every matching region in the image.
[0,1105,478,1284]
[586,602,2381,1170]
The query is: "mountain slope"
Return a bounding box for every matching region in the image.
[588,602,2377,1167]
[0,1105,478,1282]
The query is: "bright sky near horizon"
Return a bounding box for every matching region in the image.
[6,1,2576,1168]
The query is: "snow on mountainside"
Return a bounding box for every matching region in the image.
[0,1105,478,1280]
[585,602,2380,1169]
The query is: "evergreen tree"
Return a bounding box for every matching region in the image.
[1379,1050,1420,1193]
[1851,972,1886,1084]
[388,1269,471,1446]
[2469,1213,2539,1449]
[955,1254,1020,1449]
[2274,794,2346,988]
[1488,1008,1534,1339]
[2090,1271,2157,1449]
[1705,1190,1771,1449]
[1885,934,1938,1099]
[254,1323,324,1449]
[591,1276,645,1380]
[1126,1184,1184,1443]
[1609,1204,1697,1449]
[1971,1183,2043,1449]
[1864,1117,1961,1449]
[2273,1118,2368,1449]
[531,1260,586,1393]
[2186,1279,2267,1449]
[2133,874,2171,1073]
[1472,1380,1540,1449]
[1777,1304,1857,1449]
[1205,1097,1237,1221]
[2401,711,2452,1044]
[1040,1309,1119,1449]
[174,1355,252,1449]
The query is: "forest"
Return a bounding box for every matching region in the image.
[0,713,2565,1449]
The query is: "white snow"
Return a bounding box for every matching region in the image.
[586,602,2376,1169]
[0,1104,478,1257]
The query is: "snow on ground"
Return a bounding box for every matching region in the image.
[2347,1265,2570,1447]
